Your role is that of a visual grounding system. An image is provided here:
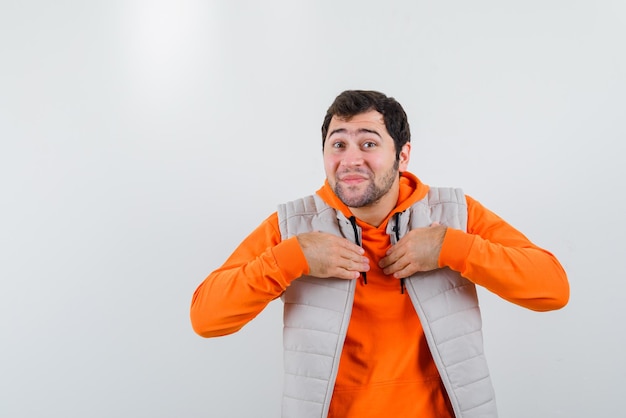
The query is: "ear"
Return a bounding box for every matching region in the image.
[398,142,411,172]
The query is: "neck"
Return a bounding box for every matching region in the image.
[349,186,399,228]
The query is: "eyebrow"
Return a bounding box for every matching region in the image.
[327,128,383,139]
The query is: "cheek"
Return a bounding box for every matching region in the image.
[323,154,340,175]
[365,156,385,171]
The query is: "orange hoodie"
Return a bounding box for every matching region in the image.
[190,172,569,417]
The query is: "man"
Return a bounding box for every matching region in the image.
[190,90,569,418]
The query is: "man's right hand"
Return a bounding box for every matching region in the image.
[296,231,370,280]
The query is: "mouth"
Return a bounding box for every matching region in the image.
[337,172,369,186]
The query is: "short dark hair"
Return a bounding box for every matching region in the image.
[321,90,411,159]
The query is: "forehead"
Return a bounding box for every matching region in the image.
[327,110,388,136]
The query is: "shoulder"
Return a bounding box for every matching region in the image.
[278,194,332,220]
[420,187,467,206]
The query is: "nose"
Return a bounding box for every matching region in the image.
[340,147,364,167]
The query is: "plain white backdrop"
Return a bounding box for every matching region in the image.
[1,1,624,417]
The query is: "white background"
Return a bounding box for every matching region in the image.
[1,1,624,417]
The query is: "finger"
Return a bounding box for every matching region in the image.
[330,268,361,280]
[342,250,370,265]
[349,257,370,272]
[338,238,365,255]
[330,260,367,279]
[383,259,410,278]
[381,256,409,276]
[320,246,368,276]
[378,254,392,269]
[379,246,404,269]
[389,264,418,279]
[339,253,370,274]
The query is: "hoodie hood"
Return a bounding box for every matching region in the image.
[316,171,430,227]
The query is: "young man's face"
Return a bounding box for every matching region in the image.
[323,110,410,209]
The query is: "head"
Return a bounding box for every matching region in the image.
[321,90,411,160]
[321,91,411,222]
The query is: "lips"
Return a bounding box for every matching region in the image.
[337,170,370,180]
[337,172,370,186]
[340,174,367,181]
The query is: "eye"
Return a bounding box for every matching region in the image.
[331,141,345,149]
[362,141,377,149]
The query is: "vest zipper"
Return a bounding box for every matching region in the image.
[348,216,367,285]
[393,212,407,294]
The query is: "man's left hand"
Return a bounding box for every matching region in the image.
[378,223,447,278]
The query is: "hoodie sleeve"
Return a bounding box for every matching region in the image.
[190,212,309,337]
[438,195,569,311]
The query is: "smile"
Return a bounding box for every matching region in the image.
[338,175,369,185]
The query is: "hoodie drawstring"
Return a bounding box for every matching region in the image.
[393,212,407,294]
[350,214,405,294]
[348,216,367,285]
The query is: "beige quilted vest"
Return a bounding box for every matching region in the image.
[277,188,497,418]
